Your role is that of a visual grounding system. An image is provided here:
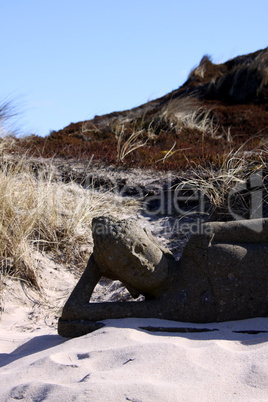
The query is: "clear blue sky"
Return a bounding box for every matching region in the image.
[1,0,267,137]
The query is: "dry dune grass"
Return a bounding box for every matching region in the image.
[176,143,268,220]
[115,125,149,163]
[189,48,268,103]
[0,135,139,293]
[0,99,17,134]
[162,95,220,139]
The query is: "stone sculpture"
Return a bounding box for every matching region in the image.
[58,216,268,337]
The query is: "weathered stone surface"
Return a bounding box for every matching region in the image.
[58,217,268,338]
[92,216,170,298]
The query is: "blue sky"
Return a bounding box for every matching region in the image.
[1,0,267,137]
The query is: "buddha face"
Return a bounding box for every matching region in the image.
[92,216,168,297]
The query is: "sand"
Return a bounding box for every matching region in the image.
[1,315,268,401]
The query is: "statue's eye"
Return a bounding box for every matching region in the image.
[134,243,144,254]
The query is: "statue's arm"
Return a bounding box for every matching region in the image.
[61,255,101,319]
[61,255,166,322]
[62,297,163,322]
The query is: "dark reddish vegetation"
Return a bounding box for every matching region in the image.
[16,47,268,171]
